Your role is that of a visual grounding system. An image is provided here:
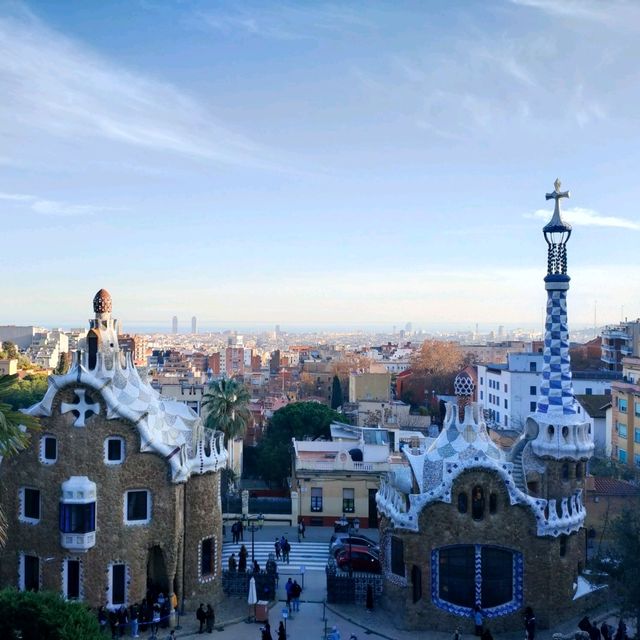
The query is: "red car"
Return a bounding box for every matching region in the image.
[336,545,381,573]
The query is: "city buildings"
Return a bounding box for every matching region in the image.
[375,182,598,632]
[601,320,640,371]
[609,356,640,469]
[0,290,228,608]
[172,315,178,334]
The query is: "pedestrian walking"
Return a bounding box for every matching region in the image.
[278,621,286,640]
[285,578,293,612]
[474,605,483,637]
[524,606,536,640]
[232,521,238,544]
[196,603,206,634]
[261,621,273,640]
[151,604,161,637]
[228,553,237,572]
[275,537,281,560]
[453,628,461,640]
[328,625,341,640]
[298,519,305,542]
[283,538,291,564]
[239,544,248,572]
[205,604,215,633]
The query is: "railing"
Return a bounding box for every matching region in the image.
[248,497,292,514]
[295,459,389,472]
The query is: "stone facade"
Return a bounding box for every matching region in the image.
[0,290,227,610]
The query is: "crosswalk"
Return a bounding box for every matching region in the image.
[221,541,330,572]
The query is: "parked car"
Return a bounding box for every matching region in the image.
[329,532,378,550]
[336,546,381,573]
[331,536,380,557]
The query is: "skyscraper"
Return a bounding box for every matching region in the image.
[172,316,178,334]
[191,316,197,334]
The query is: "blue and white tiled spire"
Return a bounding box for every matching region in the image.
[536,179,578,416]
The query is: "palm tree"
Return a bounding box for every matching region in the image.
[202,378,252,443]
[0,374,40,546]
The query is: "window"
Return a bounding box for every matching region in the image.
[110,564,126,606]
[480,391,483,400]
[20,554,40,592]
[40,435,57,464]
[390,536,405,577]
[635,429,640,444]
[635,402,640,418]
[489,493,497,514]
[310,487,323,512]
[559,535,567,557]
[618,423,628,439]
[504,399,508,409]
[530,401,537,412]
[434,545,521,614]
[412,565,422,603]
[619,450,627,463]
[618,398,628,413]
[480,377,484,385]
[65,560,81,600]
[201,538,214,577]
[529,362,537,372]
[20,487,40,523]
[561,463,569,481]
[504,384,508,393]
[457,492,468,514]
[472,486,485,520]
[634,454,640,468]
[125,490,150,524]
[530,386,537,396]
[60,503,95,534]
[342,488,355,513]
[576,463,584,480]
[585,388,593,396]
[105,437,125,464]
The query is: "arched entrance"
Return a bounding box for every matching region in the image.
[147,546,169,599]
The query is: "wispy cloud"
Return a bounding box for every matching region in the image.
[0,8,276,169]
[193,3,372,40]
[0,192,122,217]
[508,0,609,21]
[526,207,640,231]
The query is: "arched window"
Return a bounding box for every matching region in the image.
[472,486,485,520]
[575,462,583,479]
[489,493,497,514]
[561,463,569,481]
[457,492,468,514]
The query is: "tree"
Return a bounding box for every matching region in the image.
[331,375,343,410]
[0,341,18,359]
[0,588,102,639]
[54,352,71,375]
[0,375,40,546]
[0,374,48,411]
[608,503,640,632]
[256,402,342,485]
[201,378,252,443]
[410,340,463,395]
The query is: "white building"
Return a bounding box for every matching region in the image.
[477,352,617,429]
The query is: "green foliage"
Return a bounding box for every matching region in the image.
[256,402,342,485]
[54,352,71,375]
[609,504,640,628]
[330,375,343,410]
[0,341,18,359]
[0,589,102,640]
[0,374,48,411]
[202,378,252,442]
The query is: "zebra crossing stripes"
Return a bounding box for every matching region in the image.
[221,541,330,571]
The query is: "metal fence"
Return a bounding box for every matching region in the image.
[222,570,277,601]
[222,496,243,514]
[325,562,383,605]
[248,497,292,514]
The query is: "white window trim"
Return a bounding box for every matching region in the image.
[106,561,129,608]
[19,487,41,524]
[198,536,217,583]
[62,557,84,601]
[124,489,151,525]
[39,434,57,465]
[104,436,125,465]
[19,552,41,591]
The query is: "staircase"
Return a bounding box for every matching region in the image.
[512,449,527,492]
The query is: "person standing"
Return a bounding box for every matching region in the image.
[205,604,215,633]
[524,606,536,640]
[291,580,301,612]
[453,628,461,640]
[151,604,161,637]
[239,544,248,572]
[285,578,293,612]
[196,603,206,634]
[118,605,129,637]
[231,521,238,544]
[275,538,281,560]
[98,605,108,634]
[283,538,291,564]
[278,621,286,640]
[262,622,273,640]
[474,605,483,637]
[298,519,305,542]
[129,602,140,638]
[228,553,237,572]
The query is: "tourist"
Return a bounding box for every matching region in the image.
[328,625,341,640]
[229,553,237,572]
[151,604,161,637]
[614,620,627,640]
[129,602,140,638]
[196,603,206,634]
[117,605,129,637]
[283,538,291,564]
[232,521,238,544]
[601,621,612,640]
[291,580,302,612]
[253,559,261,573]
[261,621,273,640]
[97,605,108,633]
[275,537,282,560]
[298,518,306,542]
[474,605,483,637]
[285,578,293,611]
[278,621,286,640]
[239,544,248,572]
[205,604,215,633]
[524,606,536,640]
[452,628,461,640]
[109,608,118,639]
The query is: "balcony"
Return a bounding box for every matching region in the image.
[295,457,389,473]
[602,328,629,339]
[601,354,619,365]
[621,345,633,356]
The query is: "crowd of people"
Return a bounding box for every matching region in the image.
[97,592,177,639]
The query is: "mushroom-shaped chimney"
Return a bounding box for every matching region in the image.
[93,288,112,314]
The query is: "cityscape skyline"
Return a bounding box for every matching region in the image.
[2,1,640,326]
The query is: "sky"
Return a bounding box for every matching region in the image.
[2,0,640,332]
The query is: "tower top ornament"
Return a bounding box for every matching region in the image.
[544,178,571,233]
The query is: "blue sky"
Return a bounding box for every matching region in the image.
[1,0,640,331]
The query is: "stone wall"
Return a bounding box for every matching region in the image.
[380,468,593,633]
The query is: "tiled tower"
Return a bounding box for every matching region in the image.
[530,180,594,496]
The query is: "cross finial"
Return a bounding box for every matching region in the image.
[545,178,570,203]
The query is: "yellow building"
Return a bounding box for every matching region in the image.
[610,356,640,469]
[349,371,391,403]
[0,359,18,375]
[291,427,400,529]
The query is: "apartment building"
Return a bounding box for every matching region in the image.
[601,320,640,372]
[610,356,640,469]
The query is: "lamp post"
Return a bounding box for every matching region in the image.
[244,513,265,564]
